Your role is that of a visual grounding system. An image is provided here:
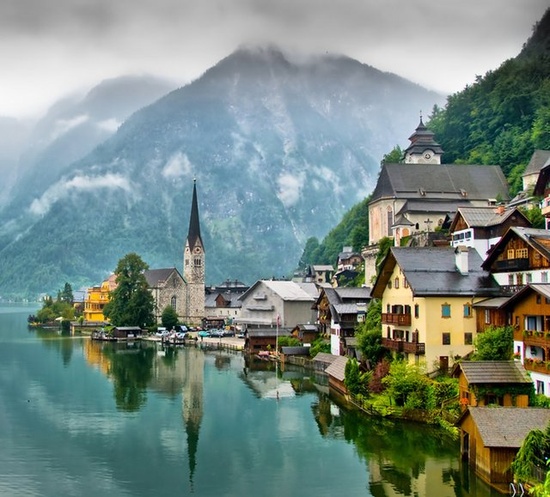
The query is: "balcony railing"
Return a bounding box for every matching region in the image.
[523,359,550,375]
[382,338,425,355]
[381,313,412,326]
[495,258,530,272]
[521,330,550,346]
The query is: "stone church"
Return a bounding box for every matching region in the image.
[145,180,205,326]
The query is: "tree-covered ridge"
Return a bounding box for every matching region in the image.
[300,8,550,270]
[428,7,550,182]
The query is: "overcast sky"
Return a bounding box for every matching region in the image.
[1,0,548,119]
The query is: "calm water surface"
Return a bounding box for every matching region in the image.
[0,304,500,497]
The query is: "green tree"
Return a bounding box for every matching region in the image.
[103,253,155,327]
[356,299,388,367]
[512,424,550,487]
[161,305,179,330]
[59,282,74,303]
[381,145,404,164]
[473,325,513,360]
[382,361,433,409]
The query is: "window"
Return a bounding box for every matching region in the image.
[394,277,399,289]
[387,279,392,289]
[527,273,533,284]
[442,304,451,318]
[507,249,515,259]
[403,278,409,289]
[516,273,524,285]
[485,309,491,325]
[442,333,451,345]
[464,332,473,345]
[463,304,472,318]
[194,258,202,267]
[508,274,515,285]
[537,294,541,304]
[171,296,177,309]
[414,304,419,319]
[537,381,545,395]
[543,272,548,283]
[516,248,528,259]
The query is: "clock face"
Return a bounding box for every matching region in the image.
[424,152,432,160]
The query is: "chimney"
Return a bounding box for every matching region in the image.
[455,246,469,275]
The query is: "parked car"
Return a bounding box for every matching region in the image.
[223,330,235,337]
[198,330,210,338]
[237,332,245,339]
[210,329,224,337]
[155,327,169,337]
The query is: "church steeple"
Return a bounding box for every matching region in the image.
[187,179,203,252]
[404,113,444,164]
[183,179,205,325]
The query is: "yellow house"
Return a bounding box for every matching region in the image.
[83,274,117,323]
[371,246,502,372]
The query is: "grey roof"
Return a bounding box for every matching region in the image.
[396,199,465,216]
[204,291,243,308]
[313,352,338,365]
[452,206,524,229]
[143,268,180,287]
[371,163,509,203]
[311,265,334,271]
[455,361,532,385]
[281,346,310,355]
[335,287,372,300]
[296,324,318,332]
[466,407,550,448]
[373,246,501,298]
[240,280,314,302]
[524,149,550,176]
[500,284,550,309]
[247,328,292,338]
[472,297,511,309]
[333,303,362,315]
[325,356,348,381]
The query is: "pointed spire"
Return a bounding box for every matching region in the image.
[187,179,202,251]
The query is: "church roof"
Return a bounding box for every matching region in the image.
[143,268,182,287]
[371,163,509,204]
[404,118,444,156]
[187,179,203,251]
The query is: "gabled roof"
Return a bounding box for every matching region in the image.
[462,407,550,448]
[534,151,550,195]
[372,246,501,298]
[449,206,530,232]
[482,227,550,270]
[239,280,315,303]
[325,355,348,381]
[453,360,531,385]
[525,149,550,176]
[312,352,338,365]
[144,268,182,287]
[500,283,550,309]
[371,163,510,204]
[247,328,292,338]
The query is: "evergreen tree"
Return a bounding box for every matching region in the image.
[103,253,155,327]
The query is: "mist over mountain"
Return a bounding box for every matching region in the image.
[0,46,444,298]
[1,74,177,215]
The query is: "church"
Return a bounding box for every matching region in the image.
[84,180,206,326]
[145,179,206,325]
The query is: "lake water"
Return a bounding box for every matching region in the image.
[0,304,500,497]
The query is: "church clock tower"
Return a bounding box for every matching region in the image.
[183,179,205,325]
[403,115,444,164]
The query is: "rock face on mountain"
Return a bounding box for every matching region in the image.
[0,46,444,298]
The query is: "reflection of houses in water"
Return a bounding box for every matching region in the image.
[240,364,297,399]
[83,339,111,376]
[182,346,205,489]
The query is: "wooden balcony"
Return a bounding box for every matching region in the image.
[382,338,425,355]
[381,313,412,326]
[542,201,550,217]
[521,330,550,347]
[495,258,529,272]
[523,359,550,375]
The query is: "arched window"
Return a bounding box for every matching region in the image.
[171,296,177,309]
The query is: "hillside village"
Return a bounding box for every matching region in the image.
[62,117,550,492]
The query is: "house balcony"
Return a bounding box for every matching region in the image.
[523,358,550,375]
[521,329,550,347]
[382,338,425,355]
[381,313,412,326]
[494,258,530,272]
[542,200,550,217]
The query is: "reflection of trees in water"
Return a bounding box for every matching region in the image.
[34,328,77,367]
[103,343,156,411]
[312,397,463,496]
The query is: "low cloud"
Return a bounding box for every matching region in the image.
[29,173,131,216]
[277,171,305,207]
[97,118,121,133]
[162,152,192,179]
[49,114,89,141]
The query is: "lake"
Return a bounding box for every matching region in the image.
[0,304,499,496]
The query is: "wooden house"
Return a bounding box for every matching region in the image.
[481,227,550,293]
[312,352,338,374]
[502,284,550,396]
[452,361,532,410]
[325,355,349,395]
[290,323,319,344]
[112,326,143,339]
[458,407,550,490]
[245,327,291,353]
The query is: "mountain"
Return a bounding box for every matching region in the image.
[0,74,177,217]
[0,46,444,299]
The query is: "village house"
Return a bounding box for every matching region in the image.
[204,279,249,329]
[452,360,532,410]
[325,355,349,396]
[236,279,317,331]
[533,149,550,229]
[481,226,550,292]
[371,246,502,372]
[83,273,116,323]
[313,286,371,356]
[449,206,531,260]
[457,407,550,491]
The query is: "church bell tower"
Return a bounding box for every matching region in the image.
[183,179,205,325]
